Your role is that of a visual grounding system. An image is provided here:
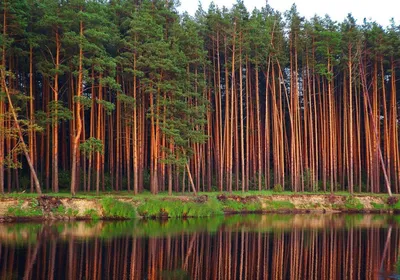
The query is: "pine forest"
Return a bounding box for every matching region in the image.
[1,0,400,197]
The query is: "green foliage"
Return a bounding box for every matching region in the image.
[74,96,93,109]
[264,200,295,210]
[83,209,100,220]
[161,269,190,280]
[58,171,72,191]
[49,205,78,217]
[3,143,25,169]
[52,205,66,215]
[2,0,400,196]
[101,197,136,219]
[47,101,73,124]
[248,173,267,190]
[117,93,135,106]
[66,208,79,217]
[137,197,223,218]
[6,200,42,217]
[391,200,400,210]
[302,169,316,192]
[344,197,364,210]
[96,99,115,115]
[222,200,262,212]
[371,202,386,210]
[387,196,399,206]
[80,137,104,158]
[19,175,31,190]
[273,184,283,193]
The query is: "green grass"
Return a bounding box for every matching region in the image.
[83,209,100,220]
[52,205,66,215]
[1,190,394,201]
[371,202,386,210]
[137,197,223,218]
[6,199,42,217]
[391,200,400,210]
[221,200,262,212]
[344,197,364,210]
[101,197,136,219]
[263,200,295,210]
[66,208,79,217]
[1,191,396,220]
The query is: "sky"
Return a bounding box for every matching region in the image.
[177,0,400,26]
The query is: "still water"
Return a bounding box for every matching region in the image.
[0,214,399,279]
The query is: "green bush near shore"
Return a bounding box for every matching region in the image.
[221,200,262,212]
[344,197,364,210]
[84,209,100,220]
[6,199,42,217]
[137,197,223,218]
[371,202,386,210]
[264,200,295,210]
[101,197,136,219]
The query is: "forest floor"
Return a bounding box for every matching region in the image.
[0,191,397,222]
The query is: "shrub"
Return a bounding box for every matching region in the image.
[264,200,294,210]
[52,205,66,215]
[221,199,262,212]
[59,170,72,191]
[66,208,79,217]
[273,184,283,193]
[101,197,136,219]
[18,175,31,191]
[387,196,399,206]
[7,199,42,217]
[84,209,100,220]
[371,202,385,210]
[344,197,364,210]
[137,197,223,218]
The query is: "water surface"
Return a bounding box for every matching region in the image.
[0,214,399,279]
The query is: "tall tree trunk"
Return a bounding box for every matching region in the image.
[52,30,60,193]
[71,20,83,195]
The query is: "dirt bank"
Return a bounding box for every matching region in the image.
[0,193,395,222]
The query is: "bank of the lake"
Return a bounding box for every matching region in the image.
[0,192,398,222]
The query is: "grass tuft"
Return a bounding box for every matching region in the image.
[6,199,42,217]
[371,202,386,210]
[83,209,100,220]
[264,200,295,210]
[344,197,364,210]
[137,197,223,218]
[101,197,136,219]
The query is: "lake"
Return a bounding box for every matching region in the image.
[0,214,399,279]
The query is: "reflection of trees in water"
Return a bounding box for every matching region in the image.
[0,224,399,279]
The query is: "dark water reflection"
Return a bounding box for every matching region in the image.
[0,214,400,279]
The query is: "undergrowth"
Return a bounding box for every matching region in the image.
[6,199,42,217]
[371,202,386,210]
[137,197,223,218]
[84,209,100,220]
[344,197,364,210]
[101,197,136,219]
[263,200,295,210]
[221,200,262,212]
